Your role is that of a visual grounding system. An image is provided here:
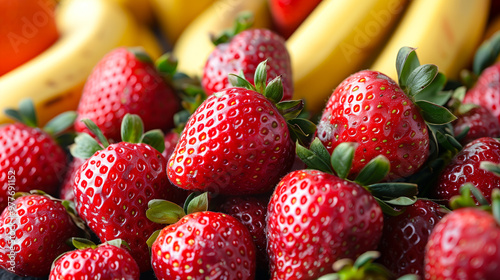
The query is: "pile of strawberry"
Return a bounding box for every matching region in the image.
[2,17,500,280]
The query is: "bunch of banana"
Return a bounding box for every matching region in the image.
[371,0,489,81]
[287,0,409,114]
[0,0,162,126]
[173,0,271,79]
[151,0,216,45]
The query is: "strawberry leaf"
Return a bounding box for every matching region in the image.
[228,73,256,91]
[146,199,186,224]
[70,133,103,159]
[211,12,254,45]
[481,161,500,176]
[492,189,500,226]
[186,192,209,214]
[309,138,331,165]
[416,100,456,125]
[5,99,38,127]
[396,47,420,89]
[383,196,418,206]
[354,155,390,186]
[146,229,162,248]
[141,129,165,153]
[296,141,333,173]
[71,237,97,250]
[375,197,404,216]
[81,119,109,147]
[406,64,438,97]
[331,142,356,179]
[264,76,284,104]
[473,31,500,75]
[129,47,153,64]
[121,114,144,144]
[106,239,131,250]
[156,53,178,77]
[352,251,380,269]
[413,73,449,105]
[254,59,268,94]
[276,100,304,120]
[287,118,316,146]
[366,182,419,198]
[43,111,77,136]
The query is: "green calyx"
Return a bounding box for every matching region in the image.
[296,138,418,215]
[317,251,418,280]
[4,98,77,145]
[450,184,500,226]
[70,114,165,159]
[229,59,316,145]
[146,192,209,247]
[211,12,254,46]
[473,30,500,76]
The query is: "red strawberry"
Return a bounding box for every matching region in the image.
[454,105,500,145]
[377,199,446,278]
[434,137,500,205]
[424,205,500,279]
[317,70,429,180]
[463,63,500,123]
[202,17,293,101]
[169,61,313,195]
[58,157,85,202]
[72,114,184,272]
[151,211,256,280]
[317,48,456,181]
[217,195,269,270]
[49,239,140,280]
[0,99,75,211]
[0,194,82,277]
[266,169,383,280]
[75,47,180,143]
[268,0,322,38]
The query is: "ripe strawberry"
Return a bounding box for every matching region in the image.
[268,0,322,38]
[377,199,446,278]
[217,195,269,270]
[151,211,256,280]
[72,114,185,272]
[75,47,180,143]
[202,15,293,101]
[0,99,76,211]
[58,157,85,202]
[424,189,500,280]
[0,194,82,277]
[266,169,384,279]
[317,70,429,180]
[434,137,500,205]
[49,239,140,280]
[169,60,314,195]
[454,105,500,145]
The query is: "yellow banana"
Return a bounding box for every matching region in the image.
[110,0,154,25]
[173,0,271,79]
[287,0,409,114]
[371,0,490,81]
[151,0,216,45]
[0,0,160,126]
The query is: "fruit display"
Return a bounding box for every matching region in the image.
[3,0,500,279]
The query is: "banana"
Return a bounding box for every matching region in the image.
[111,0,153,25]
[371,0,490,82]
[0,0,160,126]
[173,0,271,79]
[287,0,409,114]
[151,0,216,45]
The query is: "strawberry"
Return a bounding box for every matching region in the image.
[202,15,293,101]
[147,194,257,280]
[217,195,269,270]
[75,47,180,143]
[434,137,500,205]
[424,187,500,280]
[268,0,322,38]
[0,193,83,277]
[58,157,85,202]
[49,239,140,280]
[72,114,185,272]
[168,60,315,195]
[377,199,446,278]
[317,47,455,180]
[162,130,180,160]
[0,99,76,211]
[266,169,384,279]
